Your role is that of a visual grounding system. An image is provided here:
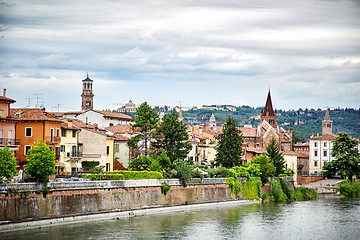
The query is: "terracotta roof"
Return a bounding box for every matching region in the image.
[310,134,338,140]
[60,121,81,130]
[10,108,62,122]
[238,127,257,137]
[324,109,331,121]
[293,141,309,147]
[0,96,16,103]
[93,110,133,120]
[296,152,309,158]
[105,124,140,134]
[115,135,129,141]
[245,147,265,154]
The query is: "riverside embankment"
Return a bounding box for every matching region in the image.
[0,178,250,232]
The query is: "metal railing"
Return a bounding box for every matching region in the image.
[46,136,61,144]
[0,138,20,146]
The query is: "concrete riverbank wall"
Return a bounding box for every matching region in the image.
[0,178,239,223]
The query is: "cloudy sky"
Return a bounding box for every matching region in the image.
[1,0,359,112]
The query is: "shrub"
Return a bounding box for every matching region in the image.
[205,167,230,178]
[279,178,294,201]
[174,159,193,187]
[225,177,242,197]
[161,182,171,195]
[129,156,153,171]
[339,180,360,198]
[232,166,250,179]
[149,159,162,172]
[82,161,100,171]
[293,187,317,201]
[242,177,261,200]
[270,179,287,202]
[0,147,17,182]
[80,171,163,180]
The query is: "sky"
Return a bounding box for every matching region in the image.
[0,0,359,112]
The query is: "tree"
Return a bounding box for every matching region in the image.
[215,116,244,168]
[152,110,192,165]
[247,154,275,184]
[292,130,301,146]
[131,102,159,156]
[0,147,17,182]
[266,137,285,176]
[324,133,360,181]
[24,140,56,182]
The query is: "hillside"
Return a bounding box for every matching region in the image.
[182,106,360,141]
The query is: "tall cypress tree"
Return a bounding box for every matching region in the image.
[131,102,159,156]
[266,137,285,176]
[215,116,243,168]
[152,110,192,165]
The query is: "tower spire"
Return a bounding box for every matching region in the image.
[260,89,277,128]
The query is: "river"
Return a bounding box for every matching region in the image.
[1,198,359,240]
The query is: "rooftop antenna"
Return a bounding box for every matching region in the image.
[34,93,42,108]
[53,104,63,112]
[25,97,33,108]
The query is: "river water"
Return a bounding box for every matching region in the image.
[1,198,359,240]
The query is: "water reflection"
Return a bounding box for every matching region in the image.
[1,198,359,240]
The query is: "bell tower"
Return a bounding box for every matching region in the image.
[81,74,94,111]
[322,109,332,135]
[260,89,277,128]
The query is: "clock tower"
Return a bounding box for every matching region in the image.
[81,74,94,111]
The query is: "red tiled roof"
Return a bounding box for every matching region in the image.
[245,147,265,154]
[0,96,16,103]
[115,135,129,141]
[105,124,140,134]
[310,134,338,140]
[60,121,81,130]
[93,110,133,120]
[10,108,62,122]
[238,127,257,137]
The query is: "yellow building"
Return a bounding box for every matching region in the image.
[106,137,115,172]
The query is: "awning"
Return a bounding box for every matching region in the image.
[75,162,82,169]
[60,161,71,168]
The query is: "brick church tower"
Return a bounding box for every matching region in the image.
[81,74,94,111]
[322,109,332,135]
[260,89,277,129]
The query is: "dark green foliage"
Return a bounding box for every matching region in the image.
[232,166,250,179]
[292,130,301,146]
[215,116,244,168]
[279,178,294,200]
[80,171,163,180]
[324,133,360,181]
[205,167,230,178]
[266,137,285,176]
[225,177,242,196]
[81,161,100,171]
[129,156,152,171]
[270,179,288,202]
[249,154,275,184]
[152,110,192,164]
[131,102,159,156]
[24,140,56,182]
[174,159,193,187]
[156,152,171,170]
[242,177,261,200]
[292,187,317,201]
[338,180,360,198]
[161,182,171,195]
[0,147,17,182]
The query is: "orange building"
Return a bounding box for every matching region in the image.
[10,108,62,171]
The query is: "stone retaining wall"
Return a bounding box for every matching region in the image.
[0,178,237,223]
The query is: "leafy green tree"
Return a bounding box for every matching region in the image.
[0,147,17,182]
[292,130,301,147]
[131,102,159,156]
[248,154,275,184]
[129,155,153,171]
[174,159,193,187]
[152,110,192,165]
[24,140,56,182]
[266,137,285,176]
[323,133,360,181]
[215,116,244,168]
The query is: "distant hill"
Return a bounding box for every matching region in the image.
[182,106,360,141]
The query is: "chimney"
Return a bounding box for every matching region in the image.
[3,89,6,97]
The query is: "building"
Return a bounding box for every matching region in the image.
[118,99,137,113]
[81,74,94,111]
[59,120,82,175]
[322,109,332,135]
[309,134,337,175]
[10,108,62,171]
[0,89,20,154]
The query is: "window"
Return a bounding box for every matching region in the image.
[60,145,65,152]
[109,123,114,127]
[314,142,317,147]
[61,129,66,137]
[324,150,327,157]
[324,142,327,147]
[314,161,317,167]
[25,145,31,156]
[0,109,4,117]
[106,163,110,172]
[25,127,32,137]
[56,128,60,138]
[314,150,318,157]
[50,128,54,142]
[72,130,76,138]
[107,146,110,156]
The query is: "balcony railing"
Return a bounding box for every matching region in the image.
[66,151,83,158]
[46,136,61,144]
[0,138,20,146]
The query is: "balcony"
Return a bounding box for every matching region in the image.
[46,136,61,145]
[66,151,83,158]
[0,138,20,146]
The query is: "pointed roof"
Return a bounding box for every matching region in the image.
[324,109,331,121]
[262,89,275,116]
[82,73,93,82]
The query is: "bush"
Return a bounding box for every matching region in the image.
[279,178,294,201]
[149,159,162,172]
[205,167,230,178]
[293,187,317,201]
[161,182,171,195]
[270,179,287,202]
[0,147,17,182]
[174,159,193,187]
[80,171,163,180]
[82,161,100,171]
[339,180,360,198]
[232,166,250,179]
[129,156,153,171]
[242,177,261,200]
[225,177,242,196]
